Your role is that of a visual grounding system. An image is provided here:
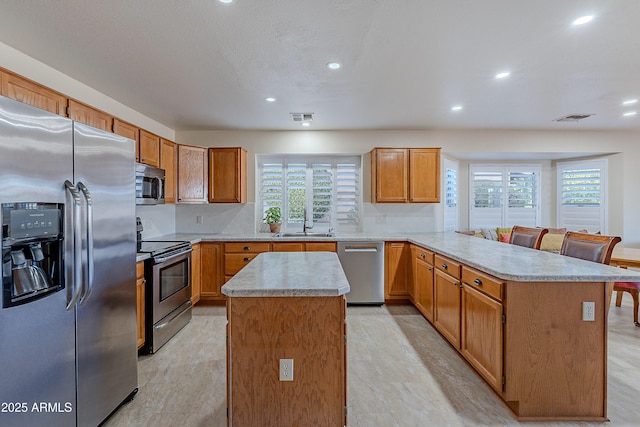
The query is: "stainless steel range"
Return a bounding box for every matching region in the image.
[138,240,192,353]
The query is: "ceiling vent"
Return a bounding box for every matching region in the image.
[554,113,595,122]
[290,113,314,122]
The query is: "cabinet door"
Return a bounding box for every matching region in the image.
[461,284,503,391]
[191,243,201,305]
[434,269,461,348]
[372,148,408,202]
[67,99,113,131]
[139,129,160,167]
[305,242,337,252]
[160,139,177,203]
[208,147,247,203]
[409,148,440,203]
[200,243,224,300]
[178,144,208,203]
[136,262,146,350]
[415,254,434,322]
[384,242,410,300]
[113,119,140,162]
[0,70,67,115]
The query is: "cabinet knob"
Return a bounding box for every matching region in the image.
[474,278,483,286]
[442,263,448,270]
[243,257,250,261]
[244,246,251,251]
[420,253,425,259]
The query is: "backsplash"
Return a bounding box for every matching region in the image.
[136,204,176,238]
[176,203,258,234]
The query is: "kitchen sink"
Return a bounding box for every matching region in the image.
[273,232,336,238]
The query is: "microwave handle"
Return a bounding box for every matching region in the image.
[154,176,164,201]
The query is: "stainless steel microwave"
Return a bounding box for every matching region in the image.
[135,163,165,205]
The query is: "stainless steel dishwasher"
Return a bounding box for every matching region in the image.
[337,241,384,305]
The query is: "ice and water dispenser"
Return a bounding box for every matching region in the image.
[2,203,64,308]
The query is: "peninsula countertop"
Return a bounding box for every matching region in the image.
[144,231,640,283]
[221,252,351,297]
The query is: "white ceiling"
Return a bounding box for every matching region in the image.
[0,0,639,132]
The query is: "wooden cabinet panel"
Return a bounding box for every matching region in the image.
[160,138,177,203]
[412,245,434,322]
[0,70,67,115]
[200,243,224,300]
[225,253,261,276]
[272,242,305,252]
[191,243,201,305]
[113,119,140,161]
[434,254,461,278]
[177,144,208,203]
[370,147,441,203]
[384,242,410,301]
[461,284,503,392]
[208,147,247,203]
[305,242,337,252]
[225,242,271,253]
[434,268,461,348]
[224,241,271,277]
[67,99,113,131]
[409,148,440,202]
[136,261,146,350]
[139,129,160,167]
[372,148,408,202]
[462,266,503,302]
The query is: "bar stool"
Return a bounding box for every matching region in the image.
[509,226,549,249]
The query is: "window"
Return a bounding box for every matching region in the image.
[557,159,607,233]
[443,158,458,232]
[469,164,541,229]
[257,154,361,232]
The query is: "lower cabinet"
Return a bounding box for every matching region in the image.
[411,245,434,322]
[384,242,411,302]
[191,243,201,305]
[136,261,145,350]
[200,243,224,302]
[434,268,461,348]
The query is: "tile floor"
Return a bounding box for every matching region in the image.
[106,296,640,427]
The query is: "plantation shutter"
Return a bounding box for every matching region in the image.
[470,168,504,229]
[335,161,359,227]
[557,160,606,233]
[505,169,537,227]
[443,159,458,231]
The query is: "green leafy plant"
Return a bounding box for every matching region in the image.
[263,206,282,224]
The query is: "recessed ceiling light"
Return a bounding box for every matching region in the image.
[623,111,637,117]
[623,99,638,105]
[219,0,233,4]
[572,15,594,26]
[495,72,510,79]
[451,105,463,112]
[265,97,276,102]
[327,62,341,70]
[301,122,311,127]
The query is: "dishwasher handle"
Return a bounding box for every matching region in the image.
[344,246,379,252]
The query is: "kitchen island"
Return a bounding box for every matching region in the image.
[221,252,349,426]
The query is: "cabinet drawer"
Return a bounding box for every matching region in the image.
[462,267,503,301]
[414,247,434,264]
[225,253,261,276]
[225,242,271,253]
[434,254,461,278]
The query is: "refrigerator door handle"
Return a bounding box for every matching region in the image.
[77,182,94,306]
[64,180,83,311]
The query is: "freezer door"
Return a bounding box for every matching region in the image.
[73,123,138,426]
[0,96,76,426]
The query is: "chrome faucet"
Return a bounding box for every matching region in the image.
[303,208,313,234]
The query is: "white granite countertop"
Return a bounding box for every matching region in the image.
[221,252,350,297]
[144,231,640,282]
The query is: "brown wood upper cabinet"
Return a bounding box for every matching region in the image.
[139,129,160,167]
[0,69,67,115]
[113,119,140,161]
[371,148,440,203]
[208,147,247,203]
[177,144,208,203]
[67,99,113,132]
[160,139,177,203]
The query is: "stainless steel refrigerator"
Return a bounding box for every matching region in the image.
[0,95,138,426]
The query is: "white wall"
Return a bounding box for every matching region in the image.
[177,129,640,247]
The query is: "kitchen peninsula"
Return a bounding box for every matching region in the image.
[151,231,640,421]
[221,252,349,426]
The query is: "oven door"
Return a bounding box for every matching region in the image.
[151,250,191,324]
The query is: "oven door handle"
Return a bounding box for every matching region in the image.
[154,248,192,264]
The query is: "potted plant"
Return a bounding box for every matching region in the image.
[263,206,282,233]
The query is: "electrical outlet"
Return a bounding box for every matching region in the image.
[196,215,204,224]
[279,359,293,381]
[375,215,387,224]
[582,301,595,321]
